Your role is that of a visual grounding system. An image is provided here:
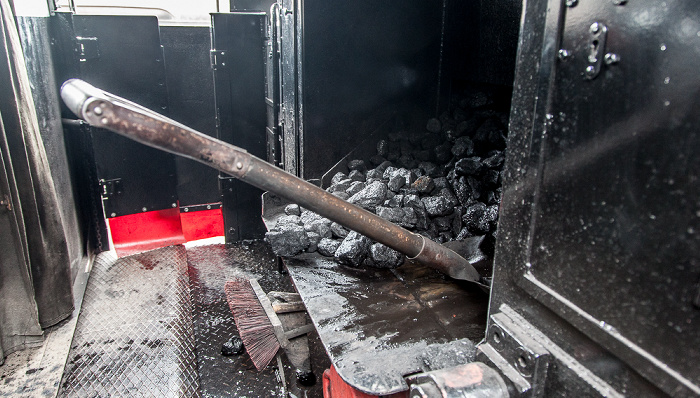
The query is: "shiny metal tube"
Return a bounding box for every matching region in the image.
[61,79,481,282]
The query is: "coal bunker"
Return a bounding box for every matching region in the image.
[265,86,509,273]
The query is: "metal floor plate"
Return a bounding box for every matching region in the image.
[187,241,328,398]
[59,241,328,397]
[59,246,200,397]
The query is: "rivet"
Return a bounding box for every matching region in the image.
[565,0,578,7]
[236,162,244,169]
[142,207,147,212]
[612,0,627,4]
[93,106,103,115]
[171,203,177,208]
[110,212,116,217]
[604,53,620,65]
[590,22,601,34]
[585,65,596,76]
[207,205,212,210]
[184,208,189,212]
[100,117,108,124]
[558,49,571,61]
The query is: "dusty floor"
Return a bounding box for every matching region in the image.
[0,239,329,397]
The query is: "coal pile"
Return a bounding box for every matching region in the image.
[265,89,508,270]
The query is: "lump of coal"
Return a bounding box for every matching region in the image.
[330,222,349,238]
[329,178,353,193]
[348,159,367,172]
[307,232,322,252]
[376,206,417,228]
[482,151,505,169]
[455,157,483,176]
[385,193,404,208]
[412,176,435,194]
[276,215,301,226]
[365,168,382,179]
[451,136,474,158]
[438,187,459,208]
[335,231,371,267]
[317,238,342,257]
[221,335,244,356]
[300,210,322,225]
[387,175,406,192]
[284,204,301,216]
[348,181,387,211]
[369,243,405,269]
[403,194,425,210]
[421,196,452,217]
[297,370,317,387]
[462,202,488,234]
[346,181,366,196]
[304,217,332,239]
[331,172,347,185]
[482,204,499,231]
[265,224,309,256]
[348,170,365,182]
[426,118,442,133]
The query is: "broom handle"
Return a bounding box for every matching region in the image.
[61,79,481,283]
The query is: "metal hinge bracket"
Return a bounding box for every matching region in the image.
[210,49,227,70]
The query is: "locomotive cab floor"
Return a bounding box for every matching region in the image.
[1,239,328,397]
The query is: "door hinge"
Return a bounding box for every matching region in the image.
[100,178,122,199]
[210,49,227,70]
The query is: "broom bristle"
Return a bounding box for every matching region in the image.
[225,279,281,371]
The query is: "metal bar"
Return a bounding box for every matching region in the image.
[60,79,481,283]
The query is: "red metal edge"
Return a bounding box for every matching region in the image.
[322,366,408,398]
[180,208,224,242]
[109,207,186,258]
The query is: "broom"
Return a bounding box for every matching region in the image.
[225,278,283,371]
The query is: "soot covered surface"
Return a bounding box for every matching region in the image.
[186,241,329,398]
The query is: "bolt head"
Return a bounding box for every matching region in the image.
[558,49,571,61]
[604,53,620,65]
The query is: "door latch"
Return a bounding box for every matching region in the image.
[584,22,619,80]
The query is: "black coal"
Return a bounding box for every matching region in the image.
[266,88,508,270]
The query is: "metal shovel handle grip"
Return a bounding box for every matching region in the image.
[61,79,481,283]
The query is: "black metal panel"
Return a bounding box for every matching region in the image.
[492,0,700,396]
[160,26,220,208]
[211,12,268,241]
[49,13,108,252]
[281,0,444,179]
[70,15,178,217]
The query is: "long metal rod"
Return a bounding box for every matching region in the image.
[60,79,481,282]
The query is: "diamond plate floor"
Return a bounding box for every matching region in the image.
[59,241,329,397]
[59,246,200,397]
[187,241,328,398]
